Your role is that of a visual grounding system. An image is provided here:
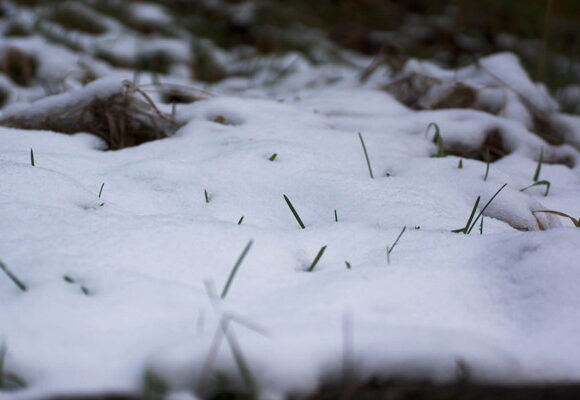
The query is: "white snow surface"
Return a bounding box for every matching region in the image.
[0,55,580,400]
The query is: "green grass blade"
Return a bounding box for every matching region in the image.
[30,148,34,167]
[467,184,507,234]
[0,260,27,292]
[98,183,105,199]
[283,194,306,229]
[268,153,277,161]
[221,240,253,299]
[222,323,257,399]
[334,209,338,222]
[520,180,551,196]
[358,132,374,178]
[462,196,480,234]
[483,148,490,181]
[204,189,210,203]
[307,245,327,272]
[387,226,407,264]
[533,147,543,181]
[458,159,463,169]
[237,216,244,225]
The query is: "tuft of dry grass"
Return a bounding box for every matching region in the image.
[0,80,182,150]
[0,47,37,87]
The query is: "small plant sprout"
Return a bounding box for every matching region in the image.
[98,183,105,206]
[62,275,90,296]
[237,216,244,225]
[268,153,278,161]
[520,180,551,196]
[0,343,27,390]
[345,261,352,269]
[458,159,463,169]
[452,197,480,234]
[426,122,446,157]
[483,148,491,181]
[204,189,210,203]
[283,194,306,229]
[533,147,543,181]
[463,184,507,234]
[532,210,580,227]
[480,216,484,235]
[0,260,27,292]
[334,209,338,222]
[520,149,551,196]
[358,132,374,178]
[221,240,254,299]
[29,148,34,166]
[306,245,327,272]
[386,226,406,264]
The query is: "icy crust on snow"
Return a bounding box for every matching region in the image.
[0,71,579,400]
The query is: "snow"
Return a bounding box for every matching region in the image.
[0,11,579,399]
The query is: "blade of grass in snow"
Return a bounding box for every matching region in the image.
[358,132,374,178]
[30,148,34,166]
[480,216,484,234]
[427,122,446,157]
[532,210,580,227]
[222,321,257,399]
[204,189,210,203]
[467,184,507,234]
[533,148,543,181]
[307,245,327,272]
[98,183,105,198]
[334,209,338,222]
[237,216,244,225]
[520,180,551,196]
[458,159,463,169]
[452,196,480,234]
[221,240,253,299]
[345,261,352,269]
[0,260,27,292]
[386,226,406,264]
[283,194,305,229]
[483,148,490,181]
[268,153,277,161]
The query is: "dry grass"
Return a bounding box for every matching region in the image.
[0,47,37,86]
[0,80,182,150]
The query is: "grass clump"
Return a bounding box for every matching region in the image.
[453,184,507,234]
[283,194,306,229]
[1,79,181,150]
[306,245,327,272]
[268,153,278,161]
[221,240,253,299]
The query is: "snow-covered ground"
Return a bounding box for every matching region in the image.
[1,3,580,399]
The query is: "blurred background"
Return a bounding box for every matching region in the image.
[1,0,579,112]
